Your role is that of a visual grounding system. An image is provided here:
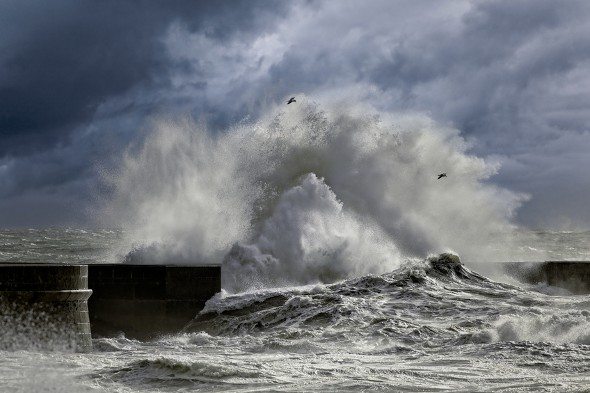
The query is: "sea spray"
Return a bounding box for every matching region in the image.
[223,173,403,292]
[102,97,530,291]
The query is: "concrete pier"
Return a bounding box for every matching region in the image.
[88,264,221,339]
[2,259,582,349]
[0,263,221,347]
[504,261,590,294]
[0,264,92,351]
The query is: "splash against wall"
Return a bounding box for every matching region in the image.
[103,97,530,291]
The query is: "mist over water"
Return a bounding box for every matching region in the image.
[104,98,532,291]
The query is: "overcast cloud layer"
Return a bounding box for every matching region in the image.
[1,0,589,229]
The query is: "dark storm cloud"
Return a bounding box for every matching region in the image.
[1,1,160,155]
[0,0,289,226]
[0,0,287,156]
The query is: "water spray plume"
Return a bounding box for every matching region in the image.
[103,97,531,291]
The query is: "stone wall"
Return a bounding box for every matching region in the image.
[0,264,92,351]
[504,261,590,294]
[88,265,221,339]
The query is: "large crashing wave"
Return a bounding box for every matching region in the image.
[103,98,528,292]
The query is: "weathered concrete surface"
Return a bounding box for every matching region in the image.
[88,265,220,340]
[503,261,590,294]
[0,264,92,351]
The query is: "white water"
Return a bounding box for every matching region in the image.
[2,253,589,392]
[2,97,590,391]
[103,98,531,290]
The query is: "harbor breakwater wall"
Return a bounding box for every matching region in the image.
[0,264,92,351]
[0,264,221,350]
[0,261,587,351]
[504,261,590,294]
[88,265,220,340]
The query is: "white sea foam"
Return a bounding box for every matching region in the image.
[103,97,532,291]
[491,312,590,345]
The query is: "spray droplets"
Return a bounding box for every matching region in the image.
[104,98,528,291]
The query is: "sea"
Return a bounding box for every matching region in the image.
[1,103,590,391]
[0,228,589,392]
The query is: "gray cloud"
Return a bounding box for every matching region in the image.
[1,0,590,229]
[0,0,288,156]
[0,0,289,225]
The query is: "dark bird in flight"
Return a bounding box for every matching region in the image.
[437,173,447,180]
[287,97,296,104]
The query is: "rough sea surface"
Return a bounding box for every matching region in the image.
[0,229,589,392]
[0,228,120,265]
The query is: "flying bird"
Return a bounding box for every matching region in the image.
[287,97,296,104]
[437,173,447,180]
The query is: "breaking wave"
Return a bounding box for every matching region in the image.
[183,254,590,347]
[103,97,531,291]
[39,254,590,392]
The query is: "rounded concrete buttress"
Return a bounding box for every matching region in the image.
[0,264,92,352]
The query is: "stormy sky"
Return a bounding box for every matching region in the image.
[1,0,589,229]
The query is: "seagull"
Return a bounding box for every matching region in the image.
[287,97,296,105]
[437,173,447,180]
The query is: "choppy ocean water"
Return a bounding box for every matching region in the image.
[0,229,589,392]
